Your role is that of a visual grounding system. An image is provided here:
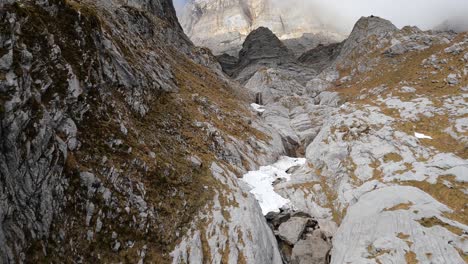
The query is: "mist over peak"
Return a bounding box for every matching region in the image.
[177,0,468,34]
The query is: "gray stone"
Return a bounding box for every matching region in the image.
[180,0,343,56]
[112,241,121,252]
[277,217,309,245]
[317,92,341,107]
[336,16,398,65]
[447,73,459,85]
[86,230,94,241]
[0,49,13,70]
[188,155,202,168]
[401,86,416,93]
[290,234,331,264]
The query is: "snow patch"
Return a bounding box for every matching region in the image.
[251,103,266,113]
[242,156,306,215]
[414,132,432,139]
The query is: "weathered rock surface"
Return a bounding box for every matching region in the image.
[0,0,286,263]
[291,231,332,264]
[277,217,309,245]
[266,210,331,264]
[337,16,398,64]
[219,27,296,82]
[284,32,341,58]
[298,43,342,72]
[237,15,468,264]
[180,0,344,56]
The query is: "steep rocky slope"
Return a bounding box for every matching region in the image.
[179,0,343,56]
[2,1,467,263]
[229,16,468,263]
[0,0,289,263]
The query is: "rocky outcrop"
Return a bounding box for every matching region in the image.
[266,210,332,264]
[0,0,285,263]
[284,32,341,58]
[180,0,344,56]
[434,16,468,33]
[239,27,294,64]
[219,27,295,82]
[238,15,468,264]
[298,43,342,72]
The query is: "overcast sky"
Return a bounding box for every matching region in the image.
[174,0,468,33]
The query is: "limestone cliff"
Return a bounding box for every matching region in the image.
[0,0,285,262]
[228,14,468,264]
[179,0,344,56]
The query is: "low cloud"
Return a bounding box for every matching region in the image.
[272,0,468,33]
[173,0,186,15]
[176,0,468,33]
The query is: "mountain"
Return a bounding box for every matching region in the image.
[0,0,285,262]
[179,0,344,56]
[435,16,468,33]
[1,1,467,263]
[222,14,468,263]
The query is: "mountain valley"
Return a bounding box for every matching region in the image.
[0,0,467,263]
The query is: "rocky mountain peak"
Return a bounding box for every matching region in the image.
[126,0,181,27]
[180,0,344,56]
[2,0,467,263]
[353,16,398,35]
[336,15,398,64]
[240,27,293,61]
[0,0,282,262]
[218,26,295,82]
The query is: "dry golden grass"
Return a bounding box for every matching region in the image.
[418,217,464,236]
[384,202,414,212]
[395,114,468,159]
[404,176,467,225]
[332,33,468,160]
[383,153,403,163]
[405,251,419,264]
[397,233,410,240]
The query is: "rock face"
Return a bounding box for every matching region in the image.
[2,1,467,262]
[239,27,294,64]
[336,16,398,65]
[235,14,467,264]
[435,16,468,33]
[266,210,332,264]
[220,27,295,81]
[180,0,344,56]
[284,32,340,58]
[0,0,285,263]
[298,43,342,72]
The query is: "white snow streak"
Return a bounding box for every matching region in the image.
[251,103,266,113]
[414,132,433,139]
[242,156,306,215]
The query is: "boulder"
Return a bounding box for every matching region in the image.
[290,232,332,264]
[447,73,459,85]
[277,217,309,245]
[298,43,342,71]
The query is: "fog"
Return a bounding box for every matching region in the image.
[273,0,468,33]
[175,0,468,33]
[173,0,186,15]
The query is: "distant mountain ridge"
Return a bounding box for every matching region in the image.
[180,0,344,56]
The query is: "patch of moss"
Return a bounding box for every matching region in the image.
[418,217,464,236]
[383,202,413,212]
[405,250,418,264]
[383,153,403,163]
[404,176,467,225]
[8,0,101,104]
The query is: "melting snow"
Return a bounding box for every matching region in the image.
[414,132,433,139]
[251,103,266,113]
[242,156,306,215]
